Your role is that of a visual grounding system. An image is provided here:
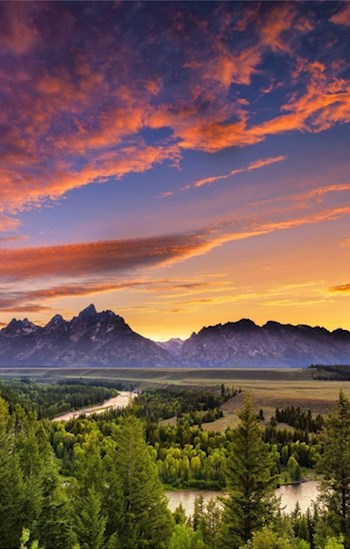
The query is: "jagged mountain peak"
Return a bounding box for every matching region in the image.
[3,317,39,335]
[230,318,258,330]
[181,318,350,368]
[44,314,68,333]
[0,311,349,368]
[77,303,97,320]
[46,313,65,324]
[0,305,177,367]
[197,318,258,336]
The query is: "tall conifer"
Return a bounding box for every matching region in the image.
[221,393,277,548]
[316,391,350,547]
[111,416,173,548]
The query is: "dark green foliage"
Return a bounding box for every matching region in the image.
[111,416,173,548]
[193,494,206,531]
[316,391,350,548]
[0,379,118,418]
[72,434,108,548]
[192,496,223,549]
[275,406,323,433]
[2,379,350,549]
[132,385,237,423]
[221,393,277,548]
[75,488,107,549]
[33,463,76,549]
[0,396,74,549]
[290,502,317,547]
[0,398,25,547]
[173,503,187,525]
[287,456,302,482]
[308,365,350,381]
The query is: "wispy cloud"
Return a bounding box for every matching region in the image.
[186,155,287,190]
[0,233,212,281]
[329,283,350,293]
[0,205,348,283]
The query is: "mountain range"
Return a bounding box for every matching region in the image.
[0,305,349,368]
[0,305,175,368]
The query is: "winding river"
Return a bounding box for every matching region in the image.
[52,394,320,516]
[166,480,320,516]
[53,390,136,421]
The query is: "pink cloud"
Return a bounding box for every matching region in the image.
[330,4,350,26]
[190,155,287,189]
[0,2,347,225]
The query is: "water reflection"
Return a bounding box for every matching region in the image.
[166,481,320,516]
[276,480,319,514]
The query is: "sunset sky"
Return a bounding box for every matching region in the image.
[0,1,350,340]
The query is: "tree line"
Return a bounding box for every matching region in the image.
[0,379,118,419]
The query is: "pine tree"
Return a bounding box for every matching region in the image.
[202,497,223,549]
[15,417,50,528]
[173,503,187,524]
[73,433,108,549]
[287,456,302,482]
[316,391,350,547]
[220,393,277,548]
[75,487,107,549]
[110,416,173,548]
[33,460,76,549]
[0,397,25,548]
[192,494,205,531]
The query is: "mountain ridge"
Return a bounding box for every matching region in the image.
[0,304,177,368]
[0,306,349,368]
[180,319,350,368]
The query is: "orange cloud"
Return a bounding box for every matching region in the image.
[208,46,263,88]
[0,193,348,315]
[247,155,287,171]
[249,182,350,212]
[330,283,350,293]
[0,233,211,281]
[0,276,225,313]
[253,59,350,138]
[0,1,348,227]
[191,155,287,189]
[0,201,347,285]
[178,118,261,152]
[259,3,297,52]
[330,4,350,26]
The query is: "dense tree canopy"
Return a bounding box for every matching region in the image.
[0,381,348,548]
[316,391,350,548]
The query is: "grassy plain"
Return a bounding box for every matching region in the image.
[0,367,348,431]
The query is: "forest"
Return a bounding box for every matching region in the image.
[0,379,119,418]
[0,379,349,548]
